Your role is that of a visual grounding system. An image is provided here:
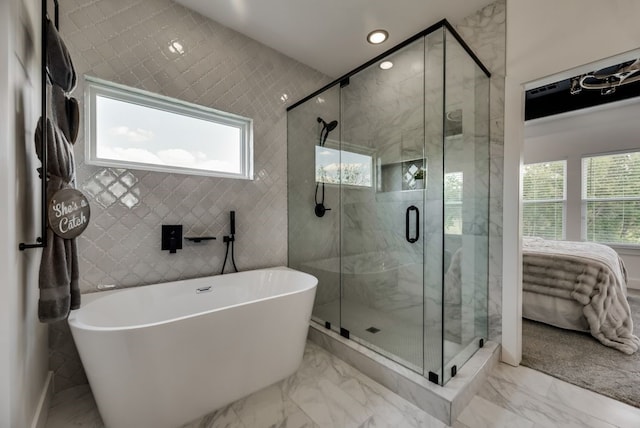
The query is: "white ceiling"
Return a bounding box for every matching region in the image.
[174,0,495,77]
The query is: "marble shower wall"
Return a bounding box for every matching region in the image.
[455,0,506,341]
[50,0,329,391]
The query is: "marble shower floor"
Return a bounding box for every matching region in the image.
[45,341,640,428]
[314,298,463,370]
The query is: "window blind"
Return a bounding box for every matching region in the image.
[444,172,463,235]
[522,160,566,239]
[583,152,640,245]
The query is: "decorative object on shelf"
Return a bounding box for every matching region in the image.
[48,188,90,239]
[414,169,425,189]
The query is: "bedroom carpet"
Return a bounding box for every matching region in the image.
[521,291,640,408]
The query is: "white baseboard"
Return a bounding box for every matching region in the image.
[628,278,640,291]
[31,371,53,428]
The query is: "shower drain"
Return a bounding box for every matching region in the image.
[365,326,381,334]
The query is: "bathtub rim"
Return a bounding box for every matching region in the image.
[68,266,317,332]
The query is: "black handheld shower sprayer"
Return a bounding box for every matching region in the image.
[317,117,338,147]
[221,210,238,274]
[315,117,338,218]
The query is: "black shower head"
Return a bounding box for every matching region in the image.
[317,117,338,147]
[317,117,338,132]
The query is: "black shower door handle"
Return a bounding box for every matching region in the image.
[405,205,419,243]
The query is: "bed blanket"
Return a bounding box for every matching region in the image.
[523,237,640,354]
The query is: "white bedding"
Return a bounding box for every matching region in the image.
[523,290,589,332]
[523,237,640,354]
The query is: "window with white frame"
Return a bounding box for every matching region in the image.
[582,152,640,245]
[85,76,253,179]
[522,160,566,239]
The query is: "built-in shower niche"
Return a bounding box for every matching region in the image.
[379,158,426,192]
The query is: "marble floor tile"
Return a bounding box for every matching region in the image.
[457,395,534,428]
[179,404,245,428]
[545,377,640,428]
[287,377,371,427]
[479,373,619,428]
[45,384,104,428]
[490,362,553,397]
[230,382,316,428]
[45,342,640,428]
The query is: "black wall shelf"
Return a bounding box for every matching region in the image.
[184,237,216,243]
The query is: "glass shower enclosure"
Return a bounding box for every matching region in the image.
[287,21,490,385]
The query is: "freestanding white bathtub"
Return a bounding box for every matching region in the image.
[68,267,317,428]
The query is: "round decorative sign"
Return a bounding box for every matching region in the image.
[48,188,91,239]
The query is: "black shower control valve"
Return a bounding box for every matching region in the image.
[315,204,331,217]
[223,235,235,243]
[161,225,183,254]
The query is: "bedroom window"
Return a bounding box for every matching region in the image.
[522,160,566,239]
[583,152,640,245]
[444,171,463,234]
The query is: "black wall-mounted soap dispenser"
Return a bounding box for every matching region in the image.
[161,225,183,254]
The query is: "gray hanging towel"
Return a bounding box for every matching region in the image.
[45,17,77,92]
[36,87,80,323]
[51,83,80,144]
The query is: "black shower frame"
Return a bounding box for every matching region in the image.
[20,0,58,250]
[287,19,491,112]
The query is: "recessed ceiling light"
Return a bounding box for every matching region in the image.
[379,61,393,70]
[280,93,289,103]
[367,29,389,45]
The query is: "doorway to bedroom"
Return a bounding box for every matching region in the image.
[520,49,640,408]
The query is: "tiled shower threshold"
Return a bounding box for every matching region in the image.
[307,320,500,426]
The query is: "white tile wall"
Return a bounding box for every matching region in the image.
[63,0,329,292]
[50,0,329,391]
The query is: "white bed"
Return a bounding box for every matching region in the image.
[522,237,640,354]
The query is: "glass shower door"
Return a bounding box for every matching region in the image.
[339,40,426,372]
[287,85,342,331]
[441,28,490,384]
